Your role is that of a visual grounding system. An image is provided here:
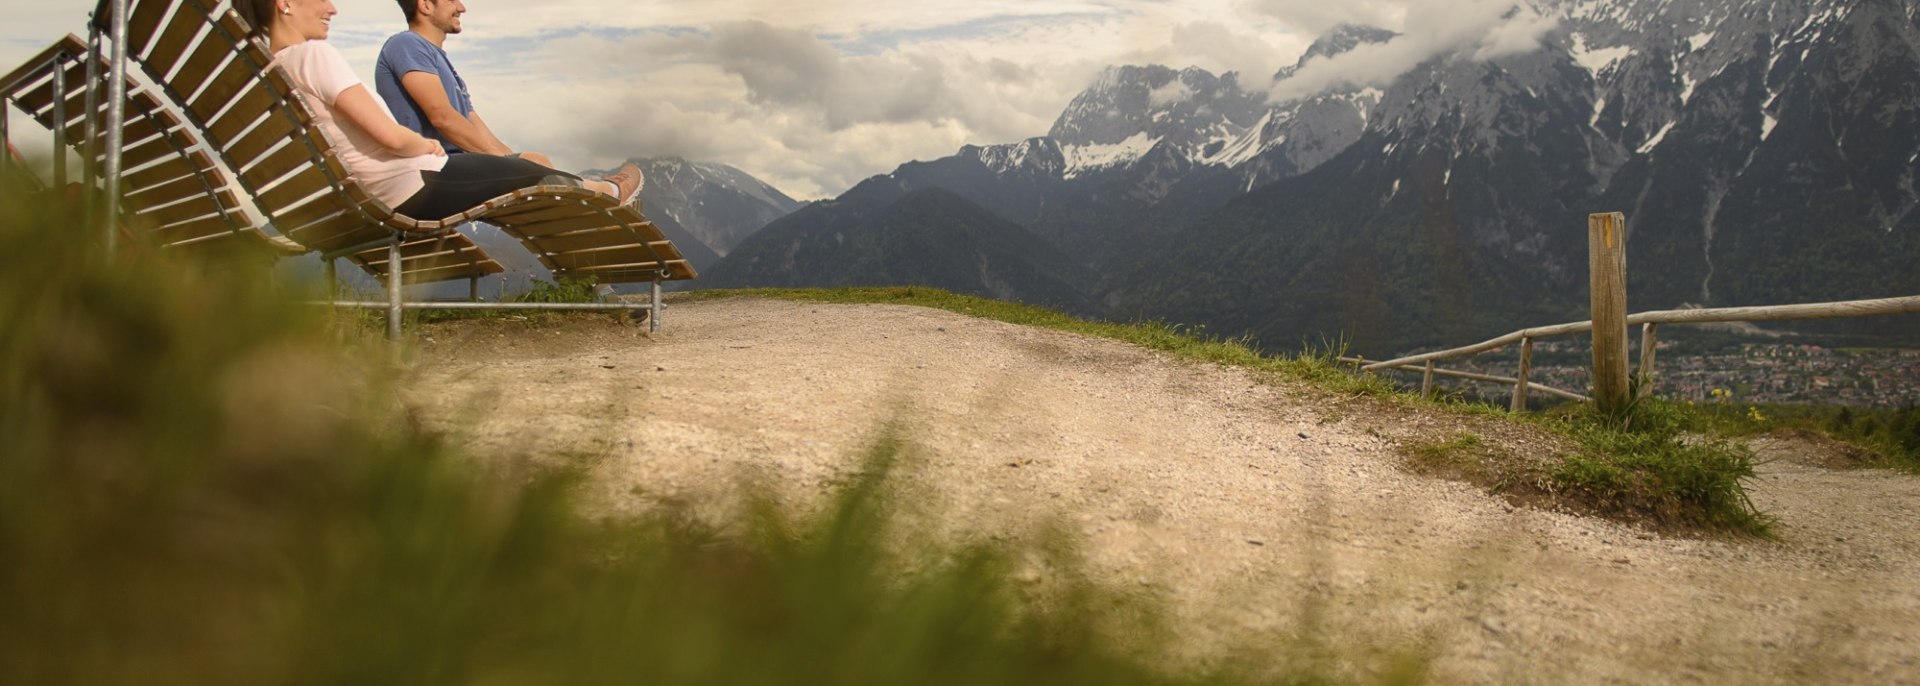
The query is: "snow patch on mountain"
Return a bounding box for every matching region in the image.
[1571,33,1634,76]
[1063,133,1160,177]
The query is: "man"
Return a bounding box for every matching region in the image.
[374,0,553,167]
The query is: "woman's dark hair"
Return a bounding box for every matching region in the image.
[396,0,418,24]
[230,0,276,38]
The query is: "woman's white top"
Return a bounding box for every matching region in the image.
[273,40,446,208]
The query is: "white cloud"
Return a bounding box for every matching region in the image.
[1148,80,1195,106]
[1267,0,1559,103]
[0,0,1560,199]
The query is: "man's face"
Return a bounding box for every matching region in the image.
[423,0,464,34]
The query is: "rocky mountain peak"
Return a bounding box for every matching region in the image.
[1046,65,1266,176]
[1273,24,1399,82]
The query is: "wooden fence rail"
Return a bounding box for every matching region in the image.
[1351,294,1920,411]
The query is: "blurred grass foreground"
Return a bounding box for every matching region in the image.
[0,182,1403,683]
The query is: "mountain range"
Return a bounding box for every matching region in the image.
[704,0,1920,355]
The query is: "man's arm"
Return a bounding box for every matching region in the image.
[399,71,512,155]
[465,111,516,158]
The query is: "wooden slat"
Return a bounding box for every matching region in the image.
[0,36,85,95]
[205,69,312,149]
[12,60,90,114]
[151,213,238,246]
[220,109,296,168]
[285,210,381,254]
[124,155,202,194]
[485,204,602,229]
[517,226,644,255]
[343,239,498,282]
[494,212,633,240]
[174,40,237,118]
[545,245,667,271]
[145,4,207,83]
[371,261,494,284]
[255,168,333,214]
[132,192,225,228]
[61,91,174,143]
[468,196,592,223]
[93,0,175,56]
[240,142,323,194]
[124,172,202,209]
[517,225,634,255]
[187,40,266,124]
[105,130,189,171]
[124,172,216,210]
[274,192,354,233]
[126,0,172,57]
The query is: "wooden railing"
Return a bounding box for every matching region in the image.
[1340,214,1920,412]
[1344,295,1920,411]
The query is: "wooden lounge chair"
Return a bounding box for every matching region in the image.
[0,34,268,254]
[0,34,499,278]
[92,0,695,337]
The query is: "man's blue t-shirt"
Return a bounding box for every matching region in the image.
[373,31,474,153]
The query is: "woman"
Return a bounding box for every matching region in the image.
[231,0,641,221]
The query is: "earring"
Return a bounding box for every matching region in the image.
[280,5,292,15]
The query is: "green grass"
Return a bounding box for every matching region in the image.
[1688,402,1920,472]
[1542,401,1767,535]
[1403,402,1768,537]
[2,185,1448,685]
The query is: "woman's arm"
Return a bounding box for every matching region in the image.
[332,83,444,157]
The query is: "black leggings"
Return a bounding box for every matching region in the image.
[393,153,585,221]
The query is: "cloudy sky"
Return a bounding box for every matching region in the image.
[1,1,1557,199]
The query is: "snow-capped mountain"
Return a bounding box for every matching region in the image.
[1048,65,1266,178]
[1106,0,1920,352]
[712,0,1920,353]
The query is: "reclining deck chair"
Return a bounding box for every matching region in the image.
[0,33,503,277]
[94,0,697,337]
[1,34,272,255]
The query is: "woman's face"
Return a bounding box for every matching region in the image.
[281,0,337,40]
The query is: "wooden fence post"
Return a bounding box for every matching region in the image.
[1422,360,1436,398]
[1511,336,1535,412]
[1638,323,1660,399]
[1590,212,1631,415]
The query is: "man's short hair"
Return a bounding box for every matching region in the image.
[396,0,419,24]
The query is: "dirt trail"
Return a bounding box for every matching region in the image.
[408,298,1920,684]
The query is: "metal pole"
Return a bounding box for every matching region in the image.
[387,239,403,341]
[51,55,68,190]
[103,0,130,256]
[650,278,662,334]
[468,276,479,302]
[322,258,337,296]
[83,29,103,228]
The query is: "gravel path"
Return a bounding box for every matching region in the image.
[408,298,1920,684]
